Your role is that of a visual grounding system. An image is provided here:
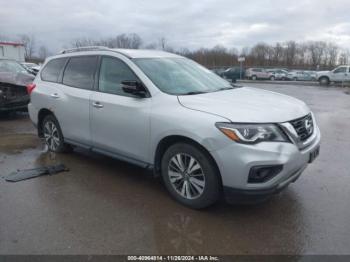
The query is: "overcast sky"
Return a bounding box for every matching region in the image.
[1,0,350,53]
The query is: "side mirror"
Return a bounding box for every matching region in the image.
[121,81,147,98]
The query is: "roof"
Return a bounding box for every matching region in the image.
[0,42,24,47]
[59,46,181,59]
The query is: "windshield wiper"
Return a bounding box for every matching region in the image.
[181,91,208,95]
[215,86,236,92]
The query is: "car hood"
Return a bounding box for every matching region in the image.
[317,71,330,75]
[0,71,35,86]
[178,87,310,123]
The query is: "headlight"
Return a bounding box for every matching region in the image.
[215,122,289,144]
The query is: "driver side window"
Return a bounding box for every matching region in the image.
[98,57,138,96]
[333,67,346,74]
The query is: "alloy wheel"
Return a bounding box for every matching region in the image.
[43,121,60,151]
[168,153,206,200]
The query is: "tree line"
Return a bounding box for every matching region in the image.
[1,33,349,70]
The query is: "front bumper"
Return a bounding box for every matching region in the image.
[211,124,321,203]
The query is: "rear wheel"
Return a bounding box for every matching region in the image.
[270,76,275,81]
[42,114,71,153]
[161,143,221,209]
[252,75,257,80]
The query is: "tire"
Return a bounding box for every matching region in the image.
[42,114,71,153]
[270,76,275,81]
[319,77,330,86]
[293,77,297,81]
[252,75,257,80]
[161,143,221,209]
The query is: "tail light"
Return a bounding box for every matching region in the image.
[26,83,36,94]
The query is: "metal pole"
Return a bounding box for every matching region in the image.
[240,61,243,80]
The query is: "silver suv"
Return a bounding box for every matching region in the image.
[28,47,321,209]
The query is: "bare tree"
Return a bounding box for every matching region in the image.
[112,33,143,49]
[325,43,339,67]
[307,41,327,68]
[71,33,142,49]
[284,41,297,67]
[71,37,96,48]
[19,34,36,59]
[339,49,350,65]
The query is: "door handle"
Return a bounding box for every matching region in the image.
[50,93,60,99]
[92,101,104,108]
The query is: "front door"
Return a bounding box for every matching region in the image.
[332,66,347,82]
[90,56,151,164]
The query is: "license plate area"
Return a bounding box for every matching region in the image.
[309,146,320,163]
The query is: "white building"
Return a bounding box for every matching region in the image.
[0,42,25,62]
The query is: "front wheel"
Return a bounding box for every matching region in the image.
[251,75,257,80]
[161,143,221,209]
[270,76,275,81]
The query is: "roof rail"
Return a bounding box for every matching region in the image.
[59,46,110,54]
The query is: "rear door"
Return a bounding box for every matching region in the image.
[54,55,98,145]
[90,56,151,164]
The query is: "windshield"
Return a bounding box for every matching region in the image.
[0,60,27,73]
[133,57,232,95]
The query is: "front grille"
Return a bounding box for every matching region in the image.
[289,114,314,141]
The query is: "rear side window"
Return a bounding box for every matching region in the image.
[41,58,67,82]
[63,56,97,89]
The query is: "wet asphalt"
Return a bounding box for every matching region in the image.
[0,84,349,255]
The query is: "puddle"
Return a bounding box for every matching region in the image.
[0,134,41,154]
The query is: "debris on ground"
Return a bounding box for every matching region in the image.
[5,164,69,182]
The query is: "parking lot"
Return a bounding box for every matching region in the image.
[0,83,349,255]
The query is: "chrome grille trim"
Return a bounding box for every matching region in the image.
[289,113,314,142]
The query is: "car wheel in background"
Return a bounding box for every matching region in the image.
[319,77,330,86]
[293,77,298,81]
[42,114,71,153]
[161,143,221,209]
[252,75,257,80]
[270,76,275,81]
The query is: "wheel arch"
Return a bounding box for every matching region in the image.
[37,108,55,137]
[153,135,223,186]
[318,75,330,82]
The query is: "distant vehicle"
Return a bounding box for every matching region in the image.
[317,66,350,85]
[21,62,40,75]
[266,69,288,80]
[220,67,243,82]
[286,71,314,81]
[0,59,34,112]
[304,70,317,81]
[211,67,227,76]
[245,68,272,80]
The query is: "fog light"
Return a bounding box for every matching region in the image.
[248,165,283,183]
